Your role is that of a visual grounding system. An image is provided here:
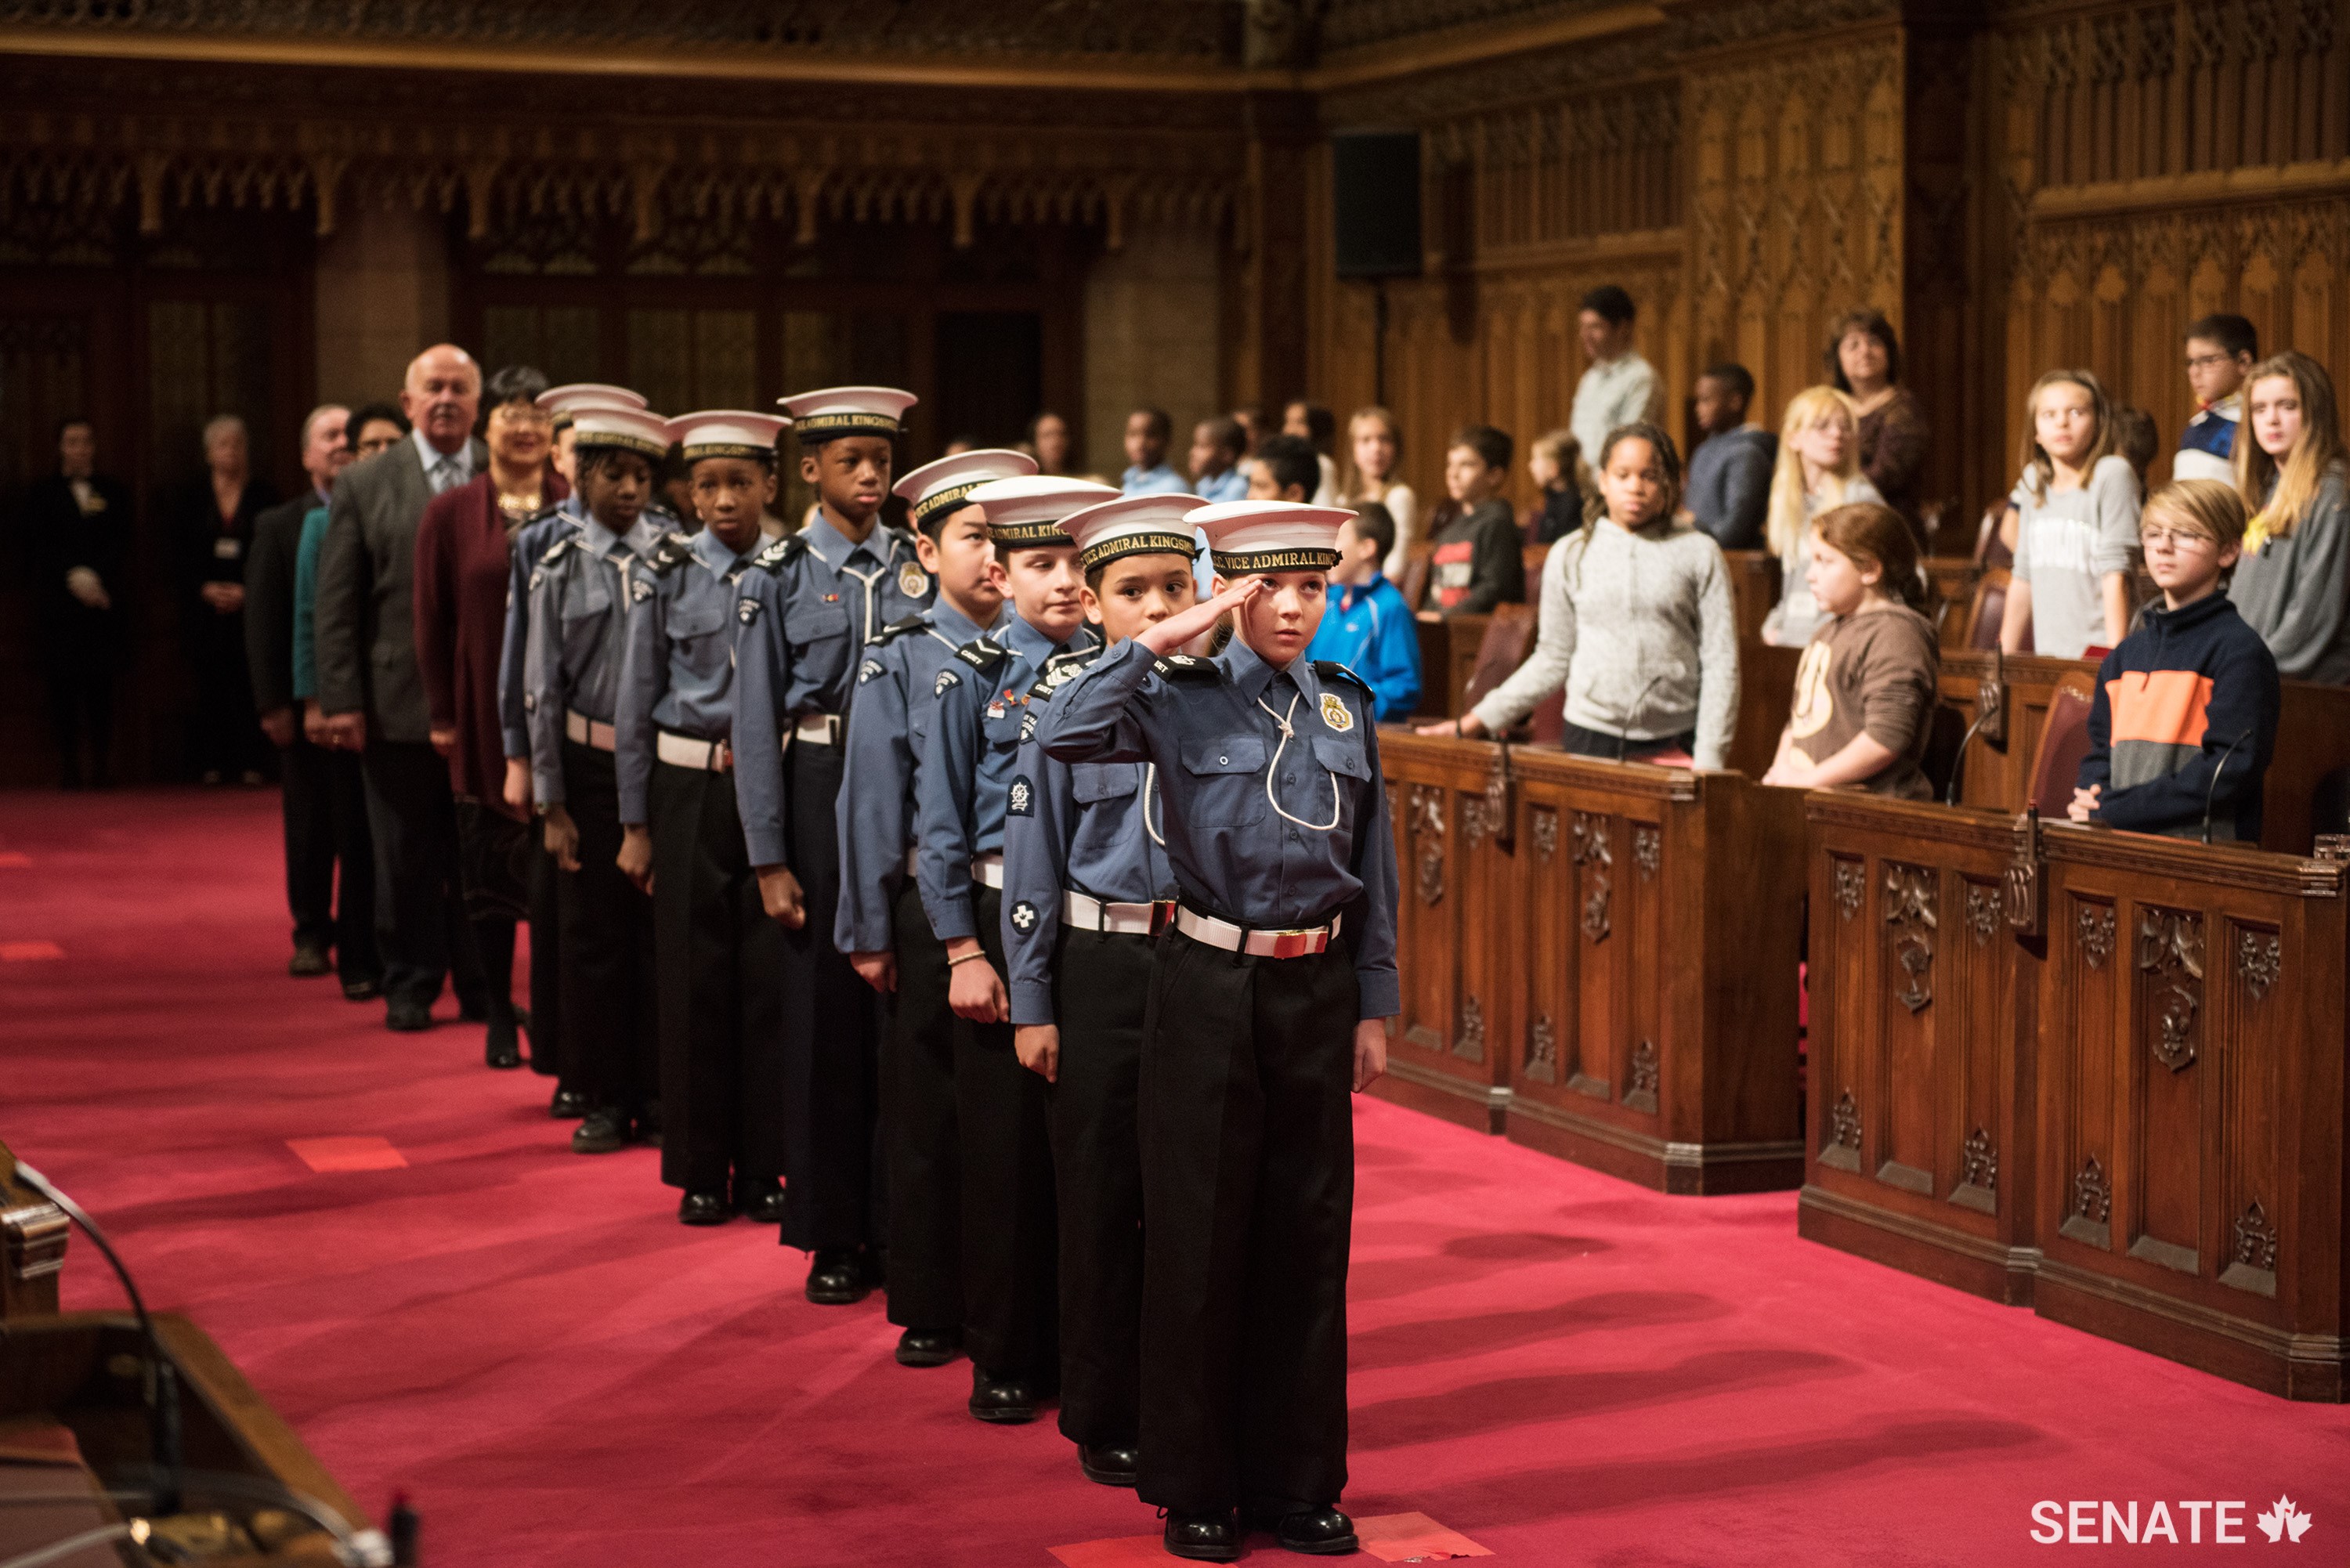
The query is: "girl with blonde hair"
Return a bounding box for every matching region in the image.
[2231,350,2350,682]
[1999,368,2138,659]
[1340,405,1419,581]
[1760,385,1882,645]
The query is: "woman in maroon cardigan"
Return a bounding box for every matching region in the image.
[415,366,568,1069]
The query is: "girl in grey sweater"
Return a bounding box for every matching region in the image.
[1429,424,1741,769]
[2232,352,2350,684]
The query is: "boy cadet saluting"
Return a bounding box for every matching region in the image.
[1037,498,1397,1563]
[732,385,933,1303]
[613,410,791,1227]
[522,400,670,1155]
[833,447,1035,1370]
[1001,490,1203,1491]
[501,383,648,1119]
[914,474,1119,1423]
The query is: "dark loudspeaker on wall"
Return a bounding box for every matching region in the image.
[1331,130,1422,280]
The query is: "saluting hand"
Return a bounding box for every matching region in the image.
[1352,1018,1389,1093]
[1135,576,1262,657]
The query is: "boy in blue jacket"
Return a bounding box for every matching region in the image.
[2072,479,2279,843]
[1303,501,1421,720]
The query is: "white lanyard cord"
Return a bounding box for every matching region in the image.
[1143,763,1166,846]
[1255,689,1341,833]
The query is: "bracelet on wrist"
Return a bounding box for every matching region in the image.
[947,949,989,967]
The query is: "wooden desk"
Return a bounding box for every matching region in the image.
[1796,797,2350,1400]
[1376,732,1806,1188]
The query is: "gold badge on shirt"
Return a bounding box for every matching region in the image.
[898,561,930,599]
[1320,692,1354,732]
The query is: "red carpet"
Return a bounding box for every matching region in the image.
[5,787,2346,1566]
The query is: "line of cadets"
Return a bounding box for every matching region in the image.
[501,383,1400,1562]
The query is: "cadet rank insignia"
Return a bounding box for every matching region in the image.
[935,668,960,696]
[1008,775,1032,816]
[1021,710,1039,741]
[737,598,761,624]
[629,576,651,602]
[1321,692,1354,732]
[859,658,884,685]
[1010,900,1039,932]
[898,561,930,598]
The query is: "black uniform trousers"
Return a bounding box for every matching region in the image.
[555,741,656,1114]
[1137,927,1356,1515]
[280,730,380,984]
[776,739,882,1253]
[528,833,566,1080]
[943,886,1059,1380]
[1048,923,1151,1447]
[650,756,785,1194]
[882,876,965,1334]
[192,612,267,779]
[360,739,486,1014]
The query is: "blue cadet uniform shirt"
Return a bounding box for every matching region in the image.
[499,502,584,761]
[832,597,1002,955]
[1303,575,1422,721]
[732,510,935,869]
[915,615,1101,943]
[1037,636,1401,1021]
[522,513,662,807]
[1001,642,1177,1027]
[612,526,755,826]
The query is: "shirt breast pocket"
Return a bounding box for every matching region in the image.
[670,596,729,673]
[1179,736,1267,826]
[1071,764,1137,804]
[561,570,612,627]
[1311,733,1371,783]
[785,601,850,656]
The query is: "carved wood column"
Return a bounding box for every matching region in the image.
[1234,89,1317,411]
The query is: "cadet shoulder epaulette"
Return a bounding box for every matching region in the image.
[649,533,696,576]
[754,535,805,575]
[953,634,1012,676]
[1027,641,1104,699]
[1154,652,1221,681]
[1314,660,1374,695]
[525,501,566,527]
[869,613,929,647]
[537,534,574,565]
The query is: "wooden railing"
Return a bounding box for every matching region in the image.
[1799,796,2350,1400]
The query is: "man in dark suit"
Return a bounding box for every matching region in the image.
[246,403,380,995]
[314,346,490,1031]
[24,418,133,789]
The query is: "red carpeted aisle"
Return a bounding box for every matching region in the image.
[4,787,2346,1566]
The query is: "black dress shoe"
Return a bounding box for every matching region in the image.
[484,1013,523,1070]
[549,1086,591,1119]
[385,999,434,1032]
[288,945,331,977]
[1162,1509,1241,1563]
[804,1249,870,1305]
[1079,1443,1138,1487]
[678,1190,731,1226]
[341,977,382,1003]
[967,1367,1041,1424]
[895,1328,961,1367]
[571,1109,631,1154]
[738,1181,787,1225]
[1243,1505,1358,1555]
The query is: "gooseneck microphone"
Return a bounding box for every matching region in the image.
[2201,728,2257,846]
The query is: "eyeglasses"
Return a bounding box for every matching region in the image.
[490,404,553,429]
[2184,352,2236,372]
[2140,528,2216,551]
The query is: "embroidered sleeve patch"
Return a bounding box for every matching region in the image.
[859,657,885,685]
[1008,775,1032,816]
[935,667,960,696]
[1010,899,1039,933]
[737,597,761,624]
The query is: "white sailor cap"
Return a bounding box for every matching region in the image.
[893,449,1039,530]
[1190,500,1353,575]
[777,385,917,443]
[666,410,790,464]
[966,475,1122,549]
[537,384,648,432]
[569,404,671,460]
[1058,493,1208,573]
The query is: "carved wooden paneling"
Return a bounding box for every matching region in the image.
[1507,750,1803,1194]
[1801,797,2040,1306]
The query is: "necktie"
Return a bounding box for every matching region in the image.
[430,457,461,495]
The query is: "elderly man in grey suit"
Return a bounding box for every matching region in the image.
[315,345,490,1032]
